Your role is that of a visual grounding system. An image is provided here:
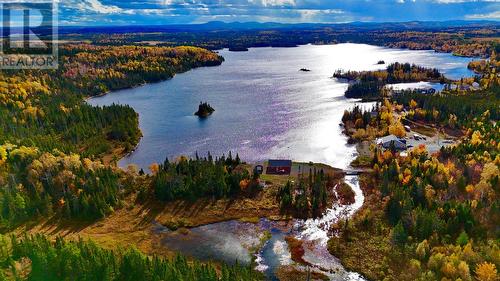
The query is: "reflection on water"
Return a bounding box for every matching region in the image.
[157,220,263,265]
[153,176,367,280]
[258,229,292,281]
[88,43,474,171]
[90,43,475,280]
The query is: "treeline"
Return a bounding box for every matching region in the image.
[334,63,445,99]
[334,63,443,83]
[376,111,499,279]
[0,45,223,159]
[0,45,224,226]
[276,169,330,218]
[0,234,259,281]
[393,87,500,126]
[0,144,138,229]
[467,48,500,90]
[330,109,499,280]
[341,100,406,143]
[61,45,224,97]
[152,152,258,202]
[62,24,497,58]
[0,85,141,157]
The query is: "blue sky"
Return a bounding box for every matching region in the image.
[59,0,500,26]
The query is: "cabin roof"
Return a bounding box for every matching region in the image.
[377,134,402,144]
[268,159,292,167]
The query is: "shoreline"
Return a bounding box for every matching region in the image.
[216,42,483,59]
[89,43,476,170]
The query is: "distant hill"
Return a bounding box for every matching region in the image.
[56,20,500,35]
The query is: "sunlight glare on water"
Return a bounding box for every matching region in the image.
[88,43,474,170]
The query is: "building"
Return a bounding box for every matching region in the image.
[390,86,437,96]
[266,160,292,175]
[376,135,407,151]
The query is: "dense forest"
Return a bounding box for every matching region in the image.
[329,51,500,281]
[61,45,223,97]
[339,111,498,281]
[276,169,331,218]
[0,24,498,280]
[0,234,259,281]
[393,88,499,126]
[0,45,223,227]
[57,22,499,58]
[0,144,140,229]
[151,152,258,202]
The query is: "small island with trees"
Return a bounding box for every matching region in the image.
[333,62,446,100]
[194,101,215,117]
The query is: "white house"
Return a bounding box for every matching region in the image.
[377,135,407,151]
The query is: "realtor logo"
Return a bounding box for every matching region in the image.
[0,0,58,69]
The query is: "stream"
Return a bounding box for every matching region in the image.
[153,175,366,280]
[88,43,475,280]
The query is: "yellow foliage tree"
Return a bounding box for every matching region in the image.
[149,163,160,175]
[475,262,498,281]
[389,121,406,138]
[410,99,418,109]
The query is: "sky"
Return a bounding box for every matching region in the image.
[58,0,500,26]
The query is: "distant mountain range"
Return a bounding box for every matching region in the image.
[57,20,500,35]
[4,20,497,38]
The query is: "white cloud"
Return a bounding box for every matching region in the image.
[466,10,500,19]
[256,0,296,7]
[75,0,123,14]
[55,0,500,25]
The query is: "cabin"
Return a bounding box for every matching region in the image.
[377,135,407,151]
[391,87,436,95]
[266,160,292,175]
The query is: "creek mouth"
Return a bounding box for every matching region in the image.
[89,43,475,280]
[152,175,366,281]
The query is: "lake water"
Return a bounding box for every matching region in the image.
[152,176,367,281]
[88,43,474,170]
[89,43,476,280]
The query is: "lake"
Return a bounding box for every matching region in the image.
[88,43,475,280]
[88,43,474,170]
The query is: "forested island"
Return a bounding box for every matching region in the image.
[194,102,215,117]
[333,62,446,99]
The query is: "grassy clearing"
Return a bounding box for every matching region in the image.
[15,160,347,277]
[410,123,436,137]
[15,180,287,258]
